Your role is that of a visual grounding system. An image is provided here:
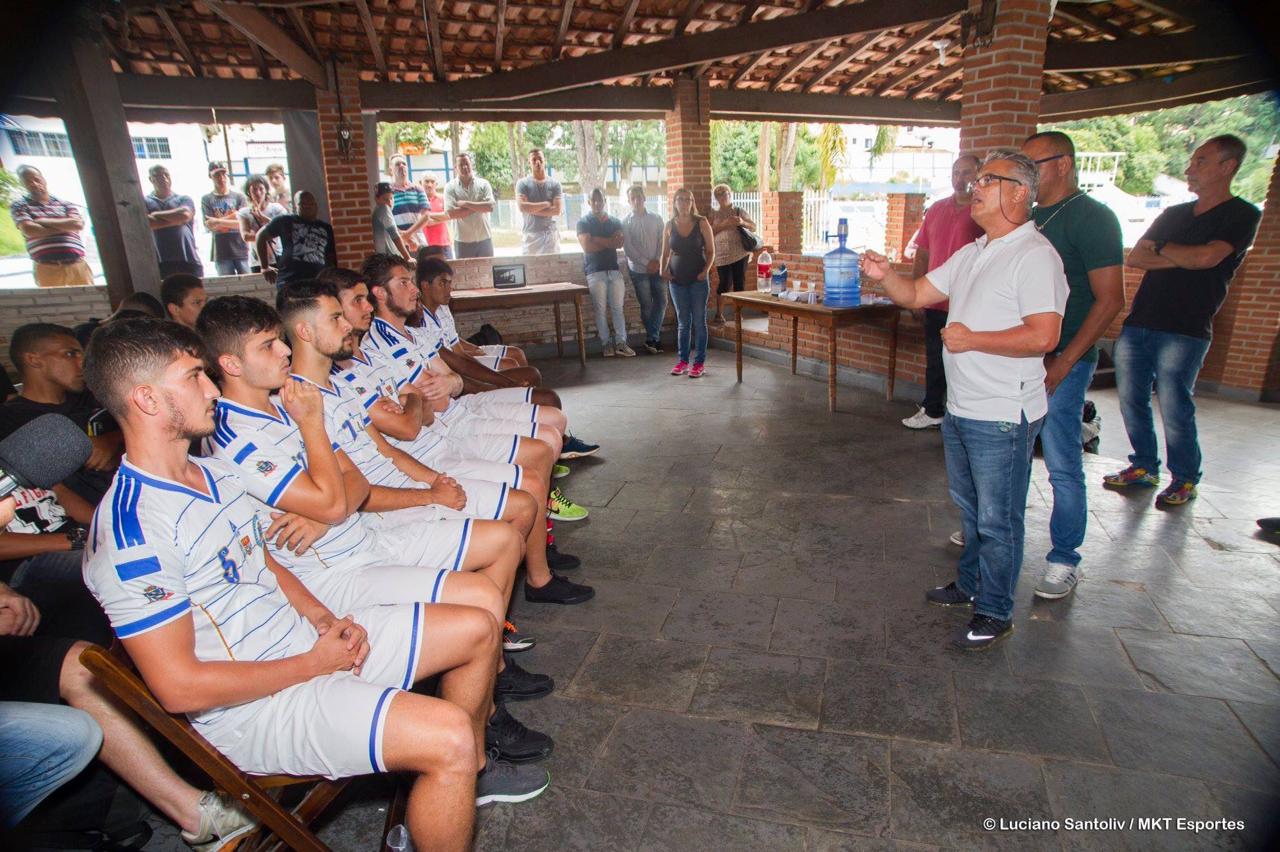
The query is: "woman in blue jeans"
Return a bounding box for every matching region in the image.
[659,188,716,378]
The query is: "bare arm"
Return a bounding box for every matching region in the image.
[19,217,83,236]
[53,484,95,526]
[518,195,553,215]
[0,531,73,561]
[911,248,930,281]
[1145,238,1236,271]
[149,209,192,231]
[270,381,351,524]
[659,225,672,279]
[1056,265,1124,368]
[365,392,424,441]
[699,218,716,279]
[942,312,1062,358]
[860,250,946,309]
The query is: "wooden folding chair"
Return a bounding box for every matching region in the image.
[79,643,405,852]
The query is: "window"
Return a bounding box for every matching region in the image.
[7,129,74,157]
[131,136,172,159]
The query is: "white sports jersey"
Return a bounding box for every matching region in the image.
[362,316,441,390]
[289,374,408,489]
[332,349,445,456]
[414,304,460,349]
[204,398,373,572]
[83,457,309,738]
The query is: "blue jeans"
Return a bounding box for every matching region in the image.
[0,702,102,828]
[586,270,628,347]
[214,257,250,276]
[1041,358,1097,568]
[944,412,1043,621]
[630,270,668,343]
[1114,326,1212,484]
[668,280,709,365]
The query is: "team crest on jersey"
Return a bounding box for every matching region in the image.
[354,385,367,394]
[142,585,173,603]
[256,460,277,475]
[404,358,416,367]
[239,534,255,559]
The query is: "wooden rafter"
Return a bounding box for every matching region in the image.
[730,51,774,88]
[285,7,320,60]
[673,0,706,38]
[613,0,643,50]
[1044,30,1251,72]
[872,46,941,96]
[840,15,955,94]
[1041,61,1274,120]
[421,0,446,82]
[353,0,387,76]
[738,0,762,26]
[204,0,327,88]
[801,35,876,93]
[551,0,576,60]
[1126,0,1201,26]
[495,0,508,72]
[1053,7,1130,40]
[769,41,831,92]
[907,64,959,98]
[154,7,202,77]
[246,40,270,79]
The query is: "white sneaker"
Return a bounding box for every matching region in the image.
[181,791,256,851]
[602,341,616,357]
[902,408,944,430]
[1034,562,1081,600]
[615,342,637,357]
[948,530,965,547]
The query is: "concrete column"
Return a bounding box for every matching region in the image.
[664,77,713,217]
[959,0,1052,156]
[1201,153,1280,401]
[53,12,160,304]
[315,63,375,270]
[885,192,927,261]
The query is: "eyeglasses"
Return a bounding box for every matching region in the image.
[966,174,1023,192]
[1033,154,1067,165]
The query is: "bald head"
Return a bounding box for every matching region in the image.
[1022,131,1078,205]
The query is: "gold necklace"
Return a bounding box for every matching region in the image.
[1035,191,1084,232]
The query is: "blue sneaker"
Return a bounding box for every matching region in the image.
[560,435,599,459]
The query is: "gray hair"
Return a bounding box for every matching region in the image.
[15,164,41,181]
[982,149,1038,215]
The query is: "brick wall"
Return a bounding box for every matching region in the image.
[665,78,712,219]
[885,193,927,260]
[959,0,1051,156]
[315,63,375,270]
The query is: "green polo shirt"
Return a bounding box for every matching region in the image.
[1032,192,1123,363]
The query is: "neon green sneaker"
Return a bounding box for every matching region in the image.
[548,487,588,521]
[552,463,570,480]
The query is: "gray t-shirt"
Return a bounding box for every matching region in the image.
[516,176,562,234]
[622,210,664,272]
[200,190,249,261]
[444,177,494,244]
[145,193,200,268]
[373,205,400,256]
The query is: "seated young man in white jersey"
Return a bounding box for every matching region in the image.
[195,296,561,707]
[416,244,531,372]
[321,269,595,606]
[79,318,550,849]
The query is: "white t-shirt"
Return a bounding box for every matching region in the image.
[925,221,1068,423]
[289,374,409,489]
[418,304,462,349]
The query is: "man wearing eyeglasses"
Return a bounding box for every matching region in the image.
[1019,132,1124,602]
[1105,135,1261,509]
[861,151,1068,651]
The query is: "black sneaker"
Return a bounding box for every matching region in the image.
[643,340,660,354]
[495,656,554,701]
[525,573,594,605]
[953,614,1013,651]
[925,581,975,608]
[476,749,550,807]
[546,542,581,571]
[485,702,554,763]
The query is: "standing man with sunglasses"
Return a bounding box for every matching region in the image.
[1020,132,1124,600]
[861,151,1067,651]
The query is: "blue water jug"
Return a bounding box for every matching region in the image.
[770,264,788,295]
[823,218,861,307]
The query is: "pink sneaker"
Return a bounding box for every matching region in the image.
[688,363,705,378]
[671,360,689,376]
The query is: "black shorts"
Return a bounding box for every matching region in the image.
[0,635,78,703]
[716,257,747,294]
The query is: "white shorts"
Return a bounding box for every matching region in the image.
[438,402,539,441]
[456,388,537,423]
[477,344,508,370]
[205,602,427,779]
[420,433,525,484]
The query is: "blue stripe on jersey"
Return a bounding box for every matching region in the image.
[402,603,421,689]
[115,555,162,582]
[494,483,509,520]
[431,569,448,602]
[265,463,303,506]
[506,435,519,465]
[368,687,397,772]
[452,518,472,571]
[512,465,522,491]
[233,442,258,464]
[362,395,376,409]
[113,476,145,549]
[116,598,190,638]
[391,346,407,358]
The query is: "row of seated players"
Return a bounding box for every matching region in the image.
[77,255,605,848]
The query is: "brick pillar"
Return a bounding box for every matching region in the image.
[959,0,1051,156]
[315,64,374,270]
[665,77,712,217]
[1201,154,1280,400]
[884,192,927,261]
[761,191,803,254]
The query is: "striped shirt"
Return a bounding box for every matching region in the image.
[390,184,427,232]
[83,457,309,736]
[10,194,85,262]
[331,349,444,456]
[417,305,462,349]
[289,374,410,488]
[362,317,467,425]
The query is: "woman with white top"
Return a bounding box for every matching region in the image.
[707,184,757,325]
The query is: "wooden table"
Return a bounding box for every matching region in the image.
[449,282,589,367]
[722,290,903,412]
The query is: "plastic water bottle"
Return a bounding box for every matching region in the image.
[770,263,788,295]
[822,218,861,307]
[386,824,413,852]
[756,249,773,285]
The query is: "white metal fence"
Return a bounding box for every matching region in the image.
[803,189,830,253]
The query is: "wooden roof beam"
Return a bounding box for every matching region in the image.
[738,1,762,25]
[872,47,941,96]
[769,41,833,92]
[1044,30,1253,72]
[1053,8,1130,41]
[673,0,706,38]
[153,8,203,77]
[730,51,774,88]
[353,0,388,76]
[444,0,967,101]
[204,0,328,88]
[285,8,321,60]
[495,0,508,72]
[801,35,875,93]
[840,15,955,95]
[613,0,643,50]
[551,0,576,60]
[907,64,959,98]
[1040,61,1276,121]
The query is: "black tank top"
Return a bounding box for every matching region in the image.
[667,217,706,285]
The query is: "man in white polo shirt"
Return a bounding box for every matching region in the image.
[861,150,1068,650]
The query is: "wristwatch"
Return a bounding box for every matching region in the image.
[1153,239,1167,256]
[64,525,89,550]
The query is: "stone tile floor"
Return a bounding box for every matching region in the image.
[154,353,1279,851]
